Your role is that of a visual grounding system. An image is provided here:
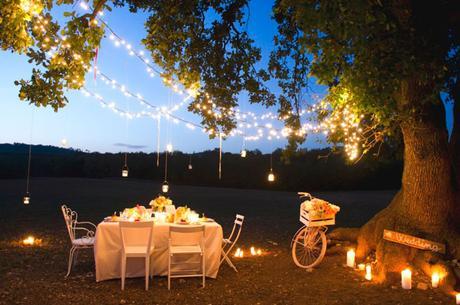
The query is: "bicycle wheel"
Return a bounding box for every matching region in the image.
[292,227,327,268]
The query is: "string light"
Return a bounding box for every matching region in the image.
[78,5,368,161]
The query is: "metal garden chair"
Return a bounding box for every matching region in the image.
[61,204,96,277]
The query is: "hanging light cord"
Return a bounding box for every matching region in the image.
[124,152,128,167]
[164,151,168,182]
[218,133,223,180]
[26,143,32,193]
[26,110,34,194]
[156,117,160,167]
[270,152,273,171]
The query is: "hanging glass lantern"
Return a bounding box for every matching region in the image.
[267,170,275,182]
[121,165,129,177]
[23,192,30,205]
[162,181,169,193]
[240,149,247,158]
[166,143,173,153]
[188,163,193,170]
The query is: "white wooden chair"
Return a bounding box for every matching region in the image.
[220,214,244,272]
[61,204,96,277]
[119,221,155,291]
[168,225,205,290]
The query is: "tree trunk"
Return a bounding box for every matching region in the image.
[348,83,460,286]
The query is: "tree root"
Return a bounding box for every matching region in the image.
[331,190,460,291]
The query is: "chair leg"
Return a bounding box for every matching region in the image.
[221,250,238,272]
[65,246,76,278]
[145,257,149,291]
[121,255,126,290]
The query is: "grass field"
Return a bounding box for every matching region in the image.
[0,178,452,305]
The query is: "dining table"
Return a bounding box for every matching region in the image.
[94,220,223,282]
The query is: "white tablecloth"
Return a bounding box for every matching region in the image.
[94,221,223,282]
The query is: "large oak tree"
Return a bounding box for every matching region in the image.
[1,0,459,288]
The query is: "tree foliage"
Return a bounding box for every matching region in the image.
[1,0,459,157]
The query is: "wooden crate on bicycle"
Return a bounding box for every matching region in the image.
[300,198,340,227]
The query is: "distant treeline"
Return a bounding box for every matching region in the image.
[0,143,402,191]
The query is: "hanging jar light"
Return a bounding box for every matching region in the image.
[267,152,275,182]
[162,181,169,193]
[121,152,129,177]
[23,192,31,205]
[166,143,173,153]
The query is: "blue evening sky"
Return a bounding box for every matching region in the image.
[0,1,453,153]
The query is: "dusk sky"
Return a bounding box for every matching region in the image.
[0,0,453,153]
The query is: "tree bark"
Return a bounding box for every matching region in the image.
[351,82,459,284]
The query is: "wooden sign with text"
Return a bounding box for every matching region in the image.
[383,229,446,254]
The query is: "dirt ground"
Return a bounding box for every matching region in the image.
[0,178,454,305]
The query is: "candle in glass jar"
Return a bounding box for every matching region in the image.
[401,269,412,289]
[346,249,355,268]
[358,263,365,271]
[431,272,440,288]
[365,264,372,281]
[456,293,460,305]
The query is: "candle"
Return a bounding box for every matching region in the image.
[358,263,365,271]
[234,248,241,257]
[365,264,372,281]
[250,246,256,256]
[401,269,412,289]
[23,236,35,245]
[456,293,460,305]
[346,249,355,268]
[257,249,262,255]
[431,272,440,288]
[240,250,244,258]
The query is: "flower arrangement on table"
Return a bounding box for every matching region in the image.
[121,204,151,221]
[173,206,200,224]
[302,198,340,219]
[149,195,173,212]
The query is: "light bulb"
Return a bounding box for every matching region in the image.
[268,171,275,182]
[188,164,193,170]
[166,143,173,153]
[241,149,247,158]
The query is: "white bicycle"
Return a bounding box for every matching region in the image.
[291,192,336,269]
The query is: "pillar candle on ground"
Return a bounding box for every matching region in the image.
[346,249,355,268]
[365,264,372,281]
[401,269,412,290]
